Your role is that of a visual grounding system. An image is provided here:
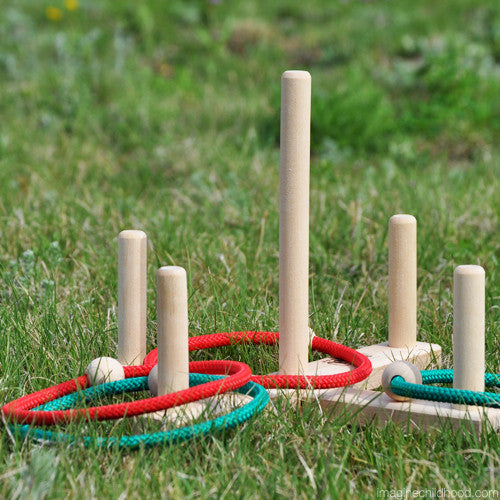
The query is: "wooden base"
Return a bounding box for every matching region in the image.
[267,341,499,432]
[134,394,253,429]
[137,401,207,427]
[317,387,500,433]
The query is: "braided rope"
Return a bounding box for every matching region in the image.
[10,374,269,449]
[390,370,500,407]
[2,360,251,425]
[144,331,372,389]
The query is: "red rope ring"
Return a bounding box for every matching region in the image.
[144,331,372,389]
[2,360,250,425]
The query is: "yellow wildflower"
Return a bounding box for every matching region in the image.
[46,6,63,21]
[64,0,78,11]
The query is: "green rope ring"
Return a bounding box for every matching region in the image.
[391,370,500,407]
[11,373,269,449]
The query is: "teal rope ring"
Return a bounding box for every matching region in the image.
[391,370,500,407]
[11,373,269,449]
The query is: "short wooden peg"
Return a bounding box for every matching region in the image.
[453,265,485,398]
[156,266,190,395]
[388,214,417,348]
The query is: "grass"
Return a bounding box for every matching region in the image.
[0,0,499,497]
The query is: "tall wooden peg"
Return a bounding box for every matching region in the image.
[117,230,147,365]
[278,70,311,375]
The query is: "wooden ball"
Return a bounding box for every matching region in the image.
[382,361,422,402]
[85,357,124,386]
[148,365,159,396]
